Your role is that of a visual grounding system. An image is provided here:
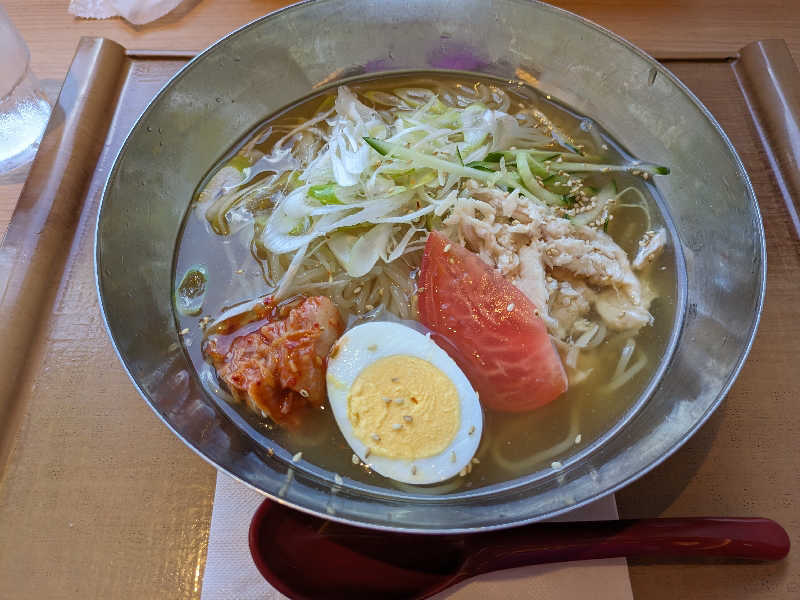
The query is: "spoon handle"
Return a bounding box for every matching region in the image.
[465,517,790,575]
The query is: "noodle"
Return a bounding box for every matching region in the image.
[575,323,600,348]
[603,353,648,392]
[565,345,579,369]
[491,404,581,474]
[274,243,308,299]
[179,73,673,488]
[613,339,636,380]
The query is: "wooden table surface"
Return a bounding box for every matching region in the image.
[1,2,799,599]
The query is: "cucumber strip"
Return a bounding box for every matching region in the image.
[515,151,565,206]
[408,170,437,189]
[558,140,584,156]
[522,154,551,178]
[485,150,560,163]
[552,162,670,175]
[542,175,571,194]
[364,137,521,190]
[464,161,498,172]
[571,181,617,226]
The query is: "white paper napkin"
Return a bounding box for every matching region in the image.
[68,0,184,25]
[201,471,634,600]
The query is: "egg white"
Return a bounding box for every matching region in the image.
[326,321,483,484]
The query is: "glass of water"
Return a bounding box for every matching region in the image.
[0,5,51,175]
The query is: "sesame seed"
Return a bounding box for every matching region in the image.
[472,457,480,464]
[371,433,381,442]
[334,474,343,485]
[235,269,244,274]
[392,423,402,431]
[411,465,417,475]
[292,451,303,462]
[267,447,274,456]
[179,328,190,335]
[443,243,452,253]
[459,468,467,477]
[506,303,515,312]
[601,143,609,150]
[468,425,475,435]
[551,460,563,470]
[353,286,362,294]
[450,451,457,463]
[575,434,582,444]
[365,304,374,311]
[352,454,359,464]
[299,389,309,398]
[403,415,413,423]
[378,288,384,296]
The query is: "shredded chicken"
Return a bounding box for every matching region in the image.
[547,275,593,338]
[633,228,667,270]
[595,289,653,331]
[205,296,343,426]
[444,181,659,347]
[538,218,643,304]
[514,244,548,313]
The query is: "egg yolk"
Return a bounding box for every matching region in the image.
[347,355,460,460]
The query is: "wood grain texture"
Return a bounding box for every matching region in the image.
[0,56,216,600]
[616,61,800,599]
[0,38,127,471]
[1,0,799,234]
[547,0,800,60]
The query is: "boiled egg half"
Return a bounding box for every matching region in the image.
[326,321,483,484]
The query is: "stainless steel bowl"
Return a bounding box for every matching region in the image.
[95,0,764,532]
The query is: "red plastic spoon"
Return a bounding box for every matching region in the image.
[249,499,789,600]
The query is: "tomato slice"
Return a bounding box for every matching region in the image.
[418,232,567,412]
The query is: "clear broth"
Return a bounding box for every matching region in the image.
[174,72,679,493]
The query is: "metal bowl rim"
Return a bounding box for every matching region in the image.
[94,0,766,532]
